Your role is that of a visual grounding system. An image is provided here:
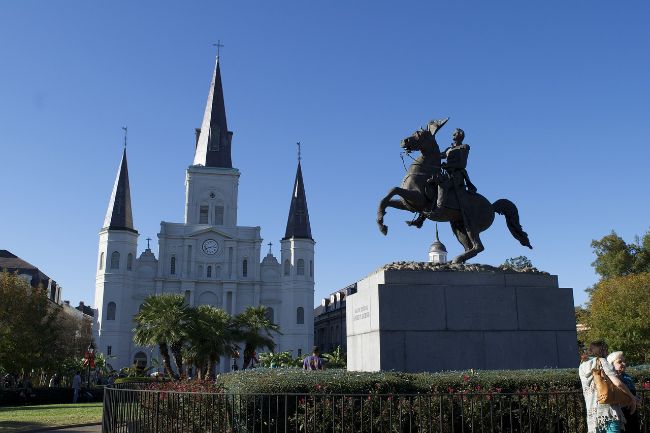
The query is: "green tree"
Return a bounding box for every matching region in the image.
[258,351,302,368]
[322,346,347,369]
[133,294,191,378]
[0,270,63,376]
[585,273,650,364]
[591,230,650,278]
[502,256,533,270]
[233,306,281,369]
[186,305,235,379]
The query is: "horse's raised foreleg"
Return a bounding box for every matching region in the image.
[377,187,423,235]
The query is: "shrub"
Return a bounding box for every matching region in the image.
[0,387,103,406]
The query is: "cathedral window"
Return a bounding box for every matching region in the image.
[106,302,116,321]
[284,260,290,276]
[107,346,112,356]
[214,206,224,225]
[297,259,305,276]
[310,260,313,277]
[110,251,120,270]
[207,265,212,278]
[170,256,176,275]
[199,206,209,224]
[186,246,192,275]
[99,252,104,270]
[242,259,248,277]
[184,290,191,304]
[216,266,221,277]
[296,307,304,324]
[265,307,274,323]
[127,253,133,271]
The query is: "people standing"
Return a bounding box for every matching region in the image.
[578,341,636,433]
[302,346,324,371]
[72,371,81,403]
[607,351,640,433]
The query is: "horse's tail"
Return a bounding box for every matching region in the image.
[492,199,533,249]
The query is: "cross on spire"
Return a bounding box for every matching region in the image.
[267,242,273,254]
[297,141,302,162]
[122,126,128,149]
[146,237,152,250]
[213,40,224,59]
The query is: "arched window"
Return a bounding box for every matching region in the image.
[133,351,147,369]
[207,265,212,278]
[99,252,104,270]
[242,259,248,277]
[297,259,305,276]
[296,307,304,324]
[214,206,224,225]
[284,260,290,276]
[170,256,176,275]
[106,302,116,321]
[127,253,133,271]
[184,290,191,304]
[310,260,313,277]
[265,307,274,323]
[110,251,120,270]
[199,205,209,224]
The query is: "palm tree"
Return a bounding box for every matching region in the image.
[233,306,281,369]
[133,294,191,378]
[187,306,236,379]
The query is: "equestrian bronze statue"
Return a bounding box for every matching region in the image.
[376,118,532,264]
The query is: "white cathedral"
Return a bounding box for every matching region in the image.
[93,57,315,372]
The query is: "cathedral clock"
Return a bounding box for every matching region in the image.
[202,239,219,255]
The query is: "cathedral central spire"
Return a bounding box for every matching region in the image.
[193,56,233,168]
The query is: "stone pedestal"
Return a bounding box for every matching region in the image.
[346,263,578,372]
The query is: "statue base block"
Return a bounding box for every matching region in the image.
[346,263,578,372]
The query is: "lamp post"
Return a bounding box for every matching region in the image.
[83,343,96,388]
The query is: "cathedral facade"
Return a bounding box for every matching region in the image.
[93,57,314,372]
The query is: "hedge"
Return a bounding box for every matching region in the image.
[215,366,650,395]
[0,387,104,406]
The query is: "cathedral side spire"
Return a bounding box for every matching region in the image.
[283,160,312,240]
[193,55,233,168]
[103,148,137,233]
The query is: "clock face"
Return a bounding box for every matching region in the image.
[202,239,219,255]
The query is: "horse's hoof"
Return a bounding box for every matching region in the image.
[405,220,423,229]
[380,225,388,236]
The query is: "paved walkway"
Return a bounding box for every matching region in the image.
[37,423,101,433]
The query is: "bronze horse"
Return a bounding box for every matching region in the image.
[377,120,532,263]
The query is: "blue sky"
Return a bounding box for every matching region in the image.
[1,1,649,309]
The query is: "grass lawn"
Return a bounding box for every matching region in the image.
[0,403,102,432]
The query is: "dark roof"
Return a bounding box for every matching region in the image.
[103,149,136,233]
[284,161,312,240]
[193,58,233,168]
[76,302,95,317]
[0,250,56,290]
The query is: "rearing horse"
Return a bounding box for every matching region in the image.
[377,119,532,263]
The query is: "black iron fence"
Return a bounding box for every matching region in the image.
[103,386,649,433]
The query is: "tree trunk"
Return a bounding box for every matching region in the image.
[170,341,184,378]
[206,355,219,379]
[158,342,176,378]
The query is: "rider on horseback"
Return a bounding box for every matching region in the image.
[426,127,477,219]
